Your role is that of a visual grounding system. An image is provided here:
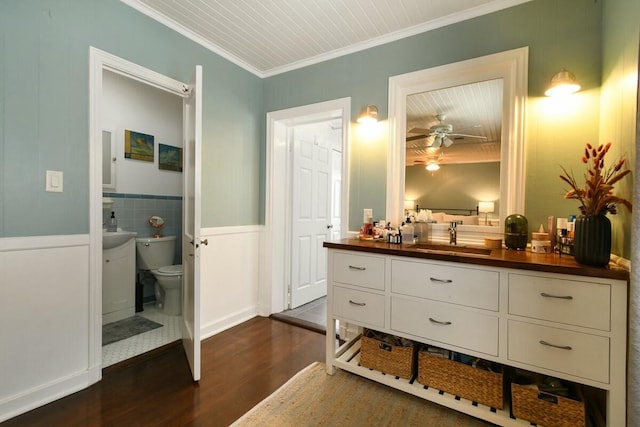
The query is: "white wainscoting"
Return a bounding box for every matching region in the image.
[199,225,264,340]
[0,235,94,423]
[0,226,263,422]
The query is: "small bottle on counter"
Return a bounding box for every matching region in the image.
[107,211,118,232]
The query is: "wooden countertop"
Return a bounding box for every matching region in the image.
[323,238,629,281]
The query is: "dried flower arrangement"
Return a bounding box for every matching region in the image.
[559,142,632,216]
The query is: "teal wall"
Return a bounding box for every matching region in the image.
[1,0,636,260]
[263,0,604,237]
[0,0,262,237]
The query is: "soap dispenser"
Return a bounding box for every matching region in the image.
[107,211,118,232]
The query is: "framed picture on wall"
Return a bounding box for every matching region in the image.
[158,143,183,172]
[124,129,154,162]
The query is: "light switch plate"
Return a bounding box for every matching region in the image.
[46,170,63,192]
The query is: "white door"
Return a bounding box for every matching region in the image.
[330,148,343,241]
[182,65,202,381]
[289,124,334,308]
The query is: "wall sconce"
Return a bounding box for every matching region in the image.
[545,68,581,97]
[357,105,378,125]
[478,201,495,225]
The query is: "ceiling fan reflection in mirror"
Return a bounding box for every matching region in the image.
[406,114,487,147]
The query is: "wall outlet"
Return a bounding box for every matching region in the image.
[363,208,373,223]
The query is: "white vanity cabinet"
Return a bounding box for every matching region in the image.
[102,238,136,324]
[325,245,628,427]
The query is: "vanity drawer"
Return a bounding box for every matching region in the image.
[333,252,385,290]
[391,260,499,311]
[333,286,385,328]
[508,320,609,384]
[391,296,499,356]
[509,273,610,331]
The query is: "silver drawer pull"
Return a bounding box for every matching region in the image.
[348,265,366,271]
[429,277,453,283]
[539,340,572,350]
[540,292,573,300]
[348,300,366,306]
[428,317,452,326]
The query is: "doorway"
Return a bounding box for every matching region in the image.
[89,48,202,381]
[264,98,350,316]
[100,69,184,367]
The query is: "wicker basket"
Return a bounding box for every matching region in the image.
[417,350,504,409]
[511,383,585,427]
[359,334,414,379]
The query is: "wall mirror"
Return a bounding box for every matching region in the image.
[102,129,116,190]
[387,47,528,243]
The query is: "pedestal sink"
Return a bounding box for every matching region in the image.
[103,229,138,250]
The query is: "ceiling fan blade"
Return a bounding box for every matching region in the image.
[450,133,487,139]
[406,134,432,142]
[408,127,431,134]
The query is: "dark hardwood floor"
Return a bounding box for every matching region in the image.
[2,317,326,427]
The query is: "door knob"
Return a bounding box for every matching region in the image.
[201,239,208,246]
[327,224,334,229]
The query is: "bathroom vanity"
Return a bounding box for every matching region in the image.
[324,239,628,426]
[102,238,136,324]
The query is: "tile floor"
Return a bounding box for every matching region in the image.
[284,297,326,326]
[271,296,327,333]
[102,303,182,367]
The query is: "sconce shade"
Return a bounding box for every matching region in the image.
[545,68,581,97]
[357,105,378,124]
[478,201,495,213]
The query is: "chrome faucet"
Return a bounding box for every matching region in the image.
[449,221,462,245]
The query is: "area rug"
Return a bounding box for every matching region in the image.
[231,362,492,426]
[102,316,163,346]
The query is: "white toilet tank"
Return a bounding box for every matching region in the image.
[135,236,177,270]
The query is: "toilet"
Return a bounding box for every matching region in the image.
[135,235,182,316]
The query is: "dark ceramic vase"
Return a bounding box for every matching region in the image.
[573,214,611,267]
[504,214,528,250]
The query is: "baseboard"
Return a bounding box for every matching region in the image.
[200,307,259,340]
[0,367,96,423]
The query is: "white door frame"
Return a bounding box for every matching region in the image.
[262,98,351,315]
[88,47,191,381]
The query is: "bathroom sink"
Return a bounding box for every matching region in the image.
[103,229,138,250]
[410,243,492,256]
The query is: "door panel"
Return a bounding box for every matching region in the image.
[290,128,331,308]
[182,65,202,381]
[330,149,342,241]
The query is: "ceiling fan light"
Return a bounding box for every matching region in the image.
[443,136,453,147]
[357,105,378,124]
[425,161,440,172]
[545,68,581,97]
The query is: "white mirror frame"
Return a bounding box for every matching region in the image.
[387,47,528,243]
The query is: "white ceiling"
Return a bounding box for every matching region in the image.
[121,0,521,167]
[406,78,503,166]
[121,0,530,77]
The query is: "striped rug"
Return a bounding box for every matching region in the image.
[231,362,493,426]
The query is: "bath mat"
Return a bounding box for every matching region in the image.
[103,316,163,346]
